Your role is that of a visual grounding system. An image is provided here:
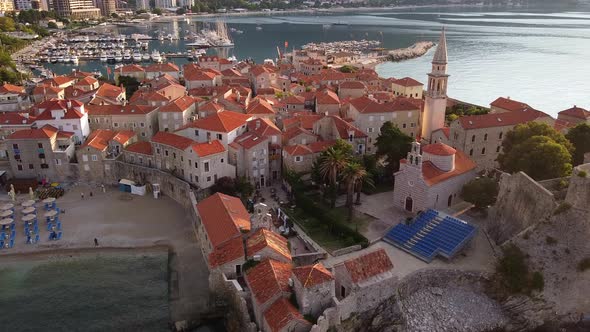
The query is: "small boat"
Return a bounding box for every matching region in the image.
[71,55,79,64]
[142,53,150,61]
[50,57,58,63]
[100,53,108,62]
[114,52,123,62]
[151,50,161,63]
[133,50,142,62]
[123,50,132,62]
[107,53,116,64]
[57,55,65,62]
[256,26,263,31]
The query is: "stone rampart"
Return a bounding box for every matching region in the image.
[486,172,556,245]
[565,164,590,212]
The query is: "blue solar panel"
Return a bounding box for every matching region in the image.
[383,209,477,262]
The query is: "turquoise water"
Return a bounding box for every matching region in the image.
[45,3,590,116]
[0,253,169,332]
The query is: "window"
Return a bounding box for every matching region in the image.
[173,152,176,159]
[216,133,222,140]
[471,135,475,142]
[194,129,199,136]
[181,156,183,162]
[156,148,161,154]
[469,149,473,156]
[105,164,110,171]
[17,165,22,171]
[410,123,415,128]
[114,123,119,128]
[295,156,302,162]
[14,154,21,160]
[12,144,18,149]
[38,153,45,159]
[499,132,503,140]
[206,176,211,182]
[165,150,169,156]
[402,123,407,129]
[368,115,374,121]
[140,122,145,128]
[194,162,198,168]
[481,148,486,155]
[496,146,501,153]
[367,127,374,133]
[204,162,210,172]
[82,154,88,162]
[73,124,78,130]
[91,155,98,161]
[55,159,61,165]
[141,132,146,137]
[484,133,488,141]
[40,164,49,169]
[37,143,43,149]
[28,164,34,169]
[220,158,224,163]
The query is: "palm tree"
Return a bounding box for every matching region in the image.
[342,162,371,220]
[317,147,349,207]
[355,169,374,205]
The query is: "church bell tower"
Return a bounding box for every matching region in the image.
[421,28,449,141]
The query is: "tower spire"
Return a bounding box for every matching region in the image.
[432,27,448,65]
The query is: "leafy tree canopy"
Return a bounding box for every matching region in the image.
[565,123,590,166]
[461,177,499,209]
[375,121,412,175]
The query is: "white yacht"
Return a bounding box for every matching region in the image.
[57,55,65,62]
[71,55,79,65]
[142,52,151,61]
[133,50,142,62]
[114,51,123,62]
[151,50,162,63]
[123,50,132,62]
[100,53,108,62]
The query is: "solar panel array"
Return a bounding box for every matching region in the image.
[383,209,477,263]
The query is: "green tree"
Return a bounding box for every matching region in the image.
[375,121,412,177]
[497,244,529,294]
[116,75,140,98]
[47,21,58,29]
[151,8,163,15]
[235,176,254,199]
[316,139,352,207]
[210,176,238,196]
[566,123,590,166]
[498,122,573,180]
[339,65,356,73]
[176,7,187,15]
[0,17,16,32]
[111,13,120,19]
[461,177,499,209]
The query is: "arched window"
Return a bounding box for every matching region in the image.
[484,133,488,141]
[499,132,503,140]
[447,195,453,207]
[469,149,473,156]
[471,135,476,142]
[496,146,501,153]
[410,155,414,164]
[482,148,486,155]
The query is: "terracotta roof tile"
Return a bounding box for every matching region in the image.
[316,89,340,105]
[246,98,276,115]
[151,131,195,150]
[75,76,98,86]
[292,263,333,288]
[422,142,456,156]
[86,104,156,115]
[0,83,25,94]
[180,111,251,133]
[247,118,281,137]
[7,124,59,140]
[349,96,420,114]
[191,140,226,157]
[95,83,125,99]
[339,81,366,89]
[81,129,134,151]
[144,62,180,73]
[159,96,197,113]
[125,141,153,155]
[391,77,423,87]
[263,298,310,332]
[246,229,291,262]
[208,236,245,267]
[458,108,551,130]
[246,259,292,304]
[420,149,476,186]
[231,132,268,150]
[0,113,32,126]
[118,64,145,73]
[343,249,393,283]
[558,105,589,120]
[34,100,85,121]
[196,193,251,247]
[490,97,531,112]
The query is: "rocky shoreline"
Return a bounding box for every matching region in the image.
[386,41,436,62]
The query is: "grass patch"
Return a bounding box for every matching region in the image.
[578,170,587,178]
[495,244,544,296]
[553,202,572,215]
[577,258,590,272]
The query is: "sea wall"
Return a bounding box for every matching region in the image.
[565,164,590,211]
[208,270,257,332]
[486,171,556,245]
[386,41,435,62]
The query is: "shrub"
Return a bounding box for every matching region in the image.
[530,271,544,291]
[242,259,259,272]
[578,170,587,178]
[497,244,529,293]
[545,236,557,245]
[553,202,572,215]
[577,258,590,272]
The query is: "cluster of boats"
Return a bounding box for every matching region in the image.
[302,39,382,53]
[100,50,162,64]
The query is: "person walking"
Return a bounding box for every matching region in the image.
[89,191,93,198]
[81,192,84,200]
[94,238,99,246]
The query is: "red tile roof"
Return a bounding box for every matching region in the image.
[283,140,336,156]
[282,126,316,141]
[0,83,25,94]
[339,81,366,90]
[316,89,340,105]
[200,101,225,113]
[392,77,423,87]
[7,124,58,140]
[490,97,531,112]
[349,96,420,114]
[343,249,393,283]
[558,105,589,120]
[283,114,324,130]
[95,83,125,99]
[81,129,135,151]
[118,64,145,73]
[246,259,292,304]
[44,76,75,87]
[230,132,268,150]
[151,131,195,150]
[181,111,251,133]
[191,140,226,157]
[458,108,551,130]
[144,62,180,73]
[421,149,476,186]
[246,98,276,115]
[86,104,156,115]
[159,95,197,113]
[125,141,153,155]
[283,95,305,105]
[208,236,245,267]
[328,115,367,139]
[246,229,291,262]
[422,142,456,156]
[263,298,310,332]
[34,100,85,120]
[75,76,98,87]
[0,113,33,126]
[247,118,281,137]
[292,263,333,288]
[184,69,219,81]
[196,193,251,247]
[32,85,62,95]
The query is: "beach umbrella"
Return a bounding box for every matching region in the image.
[29,187,34,200]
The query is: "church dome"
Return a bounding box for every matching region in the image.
[422,143,456,156]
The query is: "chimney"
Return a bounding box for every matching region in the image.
[66,100,72,109]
